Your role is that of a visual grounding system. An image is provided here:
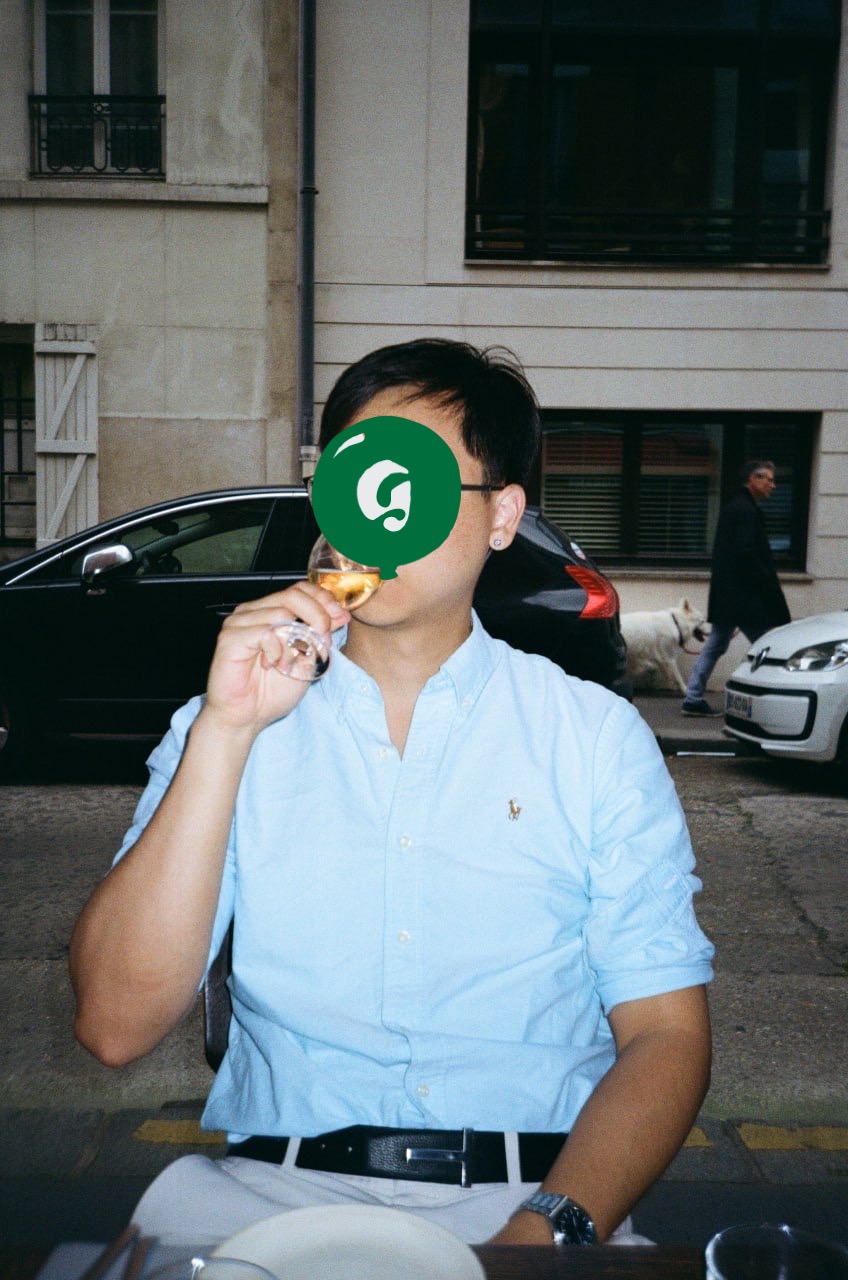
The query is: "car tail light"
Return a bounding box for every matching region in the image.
[565,565,620,618]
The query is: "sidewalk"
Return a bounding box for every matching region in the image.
[632,690,742,756]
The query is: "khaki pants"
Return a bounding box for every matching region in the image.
[131,1135,652,1248]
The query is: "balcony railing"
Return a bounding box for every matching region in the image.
[29,95,165,178]
[466,206,831,266]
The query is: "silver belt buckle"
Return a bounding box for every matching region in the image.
[405,1128,475,1187]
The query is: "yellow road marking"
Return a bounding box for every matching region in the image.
[133,1118,226,1146]
[738,1124,848,1151]
[132,1120,848,1154]
[132,1121,715,1148]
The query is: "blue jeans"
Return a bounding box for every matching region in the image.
[684,621,764,703]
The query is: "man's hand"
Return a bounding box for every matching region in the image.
[205,582,351,734]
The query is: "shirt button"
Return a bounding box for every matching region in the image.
[378,747,389,759]
[461,696,471,709]
[416,1083,430,1098]
[398,930,411,944]
[399,835,412,849]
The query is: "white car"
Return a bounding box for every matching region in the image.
[724,611,848,769]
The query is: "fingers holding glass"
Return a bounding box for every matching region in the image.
[219,586,339,695]
[264,620,330,683]
[268,537,382,682]
[222,540,381,687]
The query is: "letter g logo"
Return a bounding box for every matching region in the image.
[309,415,461,579]
[356,459,411,532]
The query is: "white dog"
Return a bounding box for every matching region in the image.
[620,597,710,693]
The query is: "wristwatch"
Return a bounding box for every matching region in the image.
[517,1191,598,1245]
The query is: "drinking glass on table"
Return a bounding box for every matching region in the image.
[705,1223,848,1279]
[149,1260,275,1280]
[271,534,381,682]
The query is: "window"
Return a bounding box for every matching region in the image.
[0,345,36,549]
[64,500,274,578]
[540,411,813,568]
[467,0,839,264]
[30,0,164,177]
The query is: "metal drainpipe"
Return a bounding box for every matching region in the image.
[296,0,319,484]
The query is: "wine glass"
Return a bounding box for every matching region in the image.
[705,1223,848,1279]
[271,535,381,682]
[149,1260,276,1280]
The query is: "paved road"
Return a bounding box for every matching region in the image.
[667,751,848,1124]
[1,723,847,1247]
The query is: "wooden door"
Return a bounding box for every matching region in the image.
[34,322,98,548]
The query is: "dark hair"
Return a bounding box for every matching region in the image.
[740,459,776,484]
[318,338,540,487]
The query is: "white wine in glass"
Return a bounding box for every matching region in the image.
[271,535,381,682]
[307,567,381,610]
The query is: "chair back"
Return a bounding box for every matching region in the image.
[202,926,233,1071]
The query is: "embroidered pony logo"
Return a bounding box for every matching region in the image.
[508,798,521,821]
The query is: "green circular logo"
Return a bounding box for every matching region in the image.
[310,416,462,579]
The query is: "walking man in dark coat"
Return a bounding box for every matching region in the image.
[682,460,791,716]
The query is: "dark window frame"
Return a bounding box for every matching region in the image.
[537,409,814,570]
[0,345,36,549]
[466,1,839,265]
[31,0,164,178]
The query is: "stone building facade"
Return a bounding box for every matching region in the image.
[0,0,299,559]
[313,0,848,689]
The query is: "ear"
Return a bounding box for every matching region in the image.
[489,484,526,549]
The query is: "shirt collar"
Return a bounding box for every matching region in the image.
[439,610,501,708]
[320,611,500,711]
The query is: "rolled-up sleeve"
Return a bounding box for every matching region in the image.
[582,698,714,1014]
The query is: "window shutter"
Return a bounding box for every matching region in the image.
[35,323,98,548]
[637,424,717,556]
[542,427,623,555]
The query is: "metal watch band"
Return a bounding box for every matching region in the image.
[518,1191,598,1245]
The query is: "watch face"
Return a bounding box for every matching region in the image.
[520,1191,598,1246]
[553,1200,597,1245]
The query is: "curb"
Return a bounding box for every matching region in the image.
[655,734,737,756]
[632,695,759,757]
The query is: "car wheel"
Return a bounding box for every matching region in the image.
[0,696,41,779]
[835,714,848,794]
[0,697,18,776]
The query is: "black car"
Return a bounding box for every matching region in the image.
[0,488,628,765]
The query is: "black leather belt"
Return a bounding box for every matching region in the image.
[228,1125,566,1187]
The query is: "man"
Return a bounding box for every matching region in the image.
[682,460,791,716]
[70,339,713,1251]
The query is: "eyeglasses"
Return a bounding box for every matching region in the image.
[753,472,776,481]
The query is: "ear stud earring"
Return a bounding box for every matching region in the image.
[492,538,503,549]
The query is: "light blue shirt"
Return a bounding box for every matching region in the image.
[115,615,713,1141]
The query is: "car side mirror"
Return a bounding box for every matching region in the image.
[81,544,134,595]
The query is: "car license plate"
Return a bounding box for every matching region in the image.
[726,691,753,719]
